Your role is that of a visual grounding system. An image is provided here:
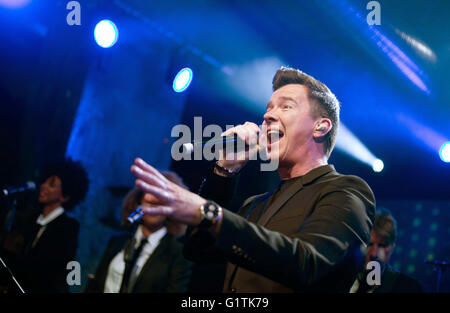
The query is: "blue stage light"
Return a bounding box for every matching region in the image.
[173,68,193,93]
[439,142,450,163]
[94,20,118,48]
[0,0,31,9]
[372,159,384,173]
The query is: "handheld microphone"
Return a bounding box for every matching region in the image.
[182,135,247,154]
[126,206,145,225]
[2,181,36,197]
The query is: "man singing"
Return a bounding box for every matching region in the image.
[130,66,376,292]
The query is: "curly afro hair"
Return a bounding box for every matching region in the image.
[40,158,90,211]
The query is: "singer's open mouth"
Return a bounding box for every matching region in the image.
[267,129,284,144]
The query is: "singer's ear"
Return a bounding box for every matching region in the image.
[313,118,332,140]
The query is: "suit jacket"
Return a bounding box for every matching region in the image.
[14,212,79,293]
[374,265,422,293]
[86,232,192,293]
[183,164,376,292]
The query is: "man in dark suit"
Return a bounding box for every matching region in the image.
[7,158,89,293]
[129,66,376,292]
[86,227,191,293]
[86,175,191,293]
[350,209,422,293]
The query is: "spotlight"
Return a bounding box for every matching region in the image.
[439,142,450,163]
[335,124,383,172]
[372,159,384,173]
[0,0,31,9]
[173,68,193,93]
[94,20,118,48]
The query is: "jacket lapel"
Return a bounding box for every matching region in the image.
[257,165,335,227]
[245,192,270,223]
[132,234,169,290]
[257,178,304,227]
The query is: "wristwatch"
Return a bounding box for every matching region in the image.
[198,200,223,228]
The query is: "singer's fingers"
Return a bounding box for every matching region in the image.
[248,128,259,147]
[131,163,167,190]
[220,125,246,145]
[134,158,168,185]
[140,205,174,217]
[235,125,250,146]
[244,122,261,135]
[221,122,259,137]
[131,165,164,189]
[258,121,267,140]
[135,179,171,203]
[220,127,236,137]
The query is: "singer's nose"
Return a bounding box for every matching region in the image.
[263,109,278,124]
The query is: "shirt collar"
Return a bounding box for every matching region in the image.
[36,206,65,226]
[134,224,167,247]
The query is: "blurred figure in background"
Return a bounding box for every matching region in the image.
[86,171,191,293]
[4,158,89,293]
[350,209,422,293]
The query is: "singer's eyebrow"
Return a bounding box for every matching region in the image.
[278,96,297,103]
[266,96,297,110]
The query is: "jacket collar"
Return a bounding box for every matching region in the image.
[299,164,335,186]
[257,164,335,227]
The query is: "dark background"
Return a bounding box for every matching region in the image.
[0,0,449,292]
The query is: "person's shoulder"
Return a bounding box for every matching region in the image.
[393,272,423,293]
[53,212,79,229]
[318,169,376,218]
[324,169,374,197]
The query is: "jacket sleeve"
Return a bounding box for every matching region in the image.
[197,166,240,208]
[212,180,375,290]
[182,168,241,263]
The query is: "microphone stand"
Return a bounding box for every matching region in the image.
[0,256,25,293]
[0,194,26,293]
[425,260,450,293]
[0,194,19,251]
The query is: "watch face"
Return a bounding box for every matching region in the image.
[205,203,217,220]
[200,201,219,227]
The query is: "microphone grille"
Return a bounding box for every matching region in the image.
[182,143,194,154]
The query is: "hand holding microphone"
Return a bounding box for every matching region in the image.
[126,122,269,227]
[216,121,263,174]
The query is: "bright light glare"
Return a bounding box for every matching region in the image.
[0,0,31,9]
[440,142,450,163]
[173,68,193,93]
[94,20,118,48]
[372,159,384,172]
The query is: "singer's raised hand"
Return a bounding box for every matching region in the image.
[217,121,261,172]
[130,158,206,226]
